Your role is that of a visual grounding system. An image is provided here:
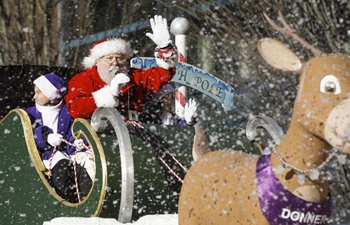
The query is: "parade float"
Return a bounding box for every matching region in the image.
[1,12,349,225]
[0,17,261,225]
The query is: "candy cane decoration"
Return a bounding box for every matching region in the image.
[171,17,190,119]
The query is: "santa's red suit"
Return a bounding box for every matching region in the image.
[67,16,178,120]
[66,66,176,119]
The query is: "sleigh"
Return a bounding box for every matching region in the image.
[0,109,261,225]
[0,63,262,225]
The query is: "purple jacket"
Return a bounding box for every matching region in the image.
[25,105,77,161]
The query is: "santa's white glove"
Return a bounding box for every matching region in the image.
[110,73,130,96]
[145,15,172,48]
[47,133,63,147]
[184,99,197,125]
[74,139,85,151]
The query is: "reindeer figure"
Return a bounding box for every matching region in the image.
[178,11,350,225]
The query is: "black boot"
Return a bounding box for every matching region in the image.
[75,163,93,199]
[50,159,78,203]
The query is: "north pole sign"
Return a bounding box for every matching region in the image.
[131,57,235,111]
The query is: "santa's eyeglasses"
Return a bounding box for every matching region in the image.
[102,55,126,64]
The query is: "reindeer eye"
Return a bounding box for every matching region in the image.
[325,82,336,92]
[320,74,341,95]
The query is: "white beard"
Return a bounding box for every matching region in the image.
[97,65,114,84]
[97,65,129,84]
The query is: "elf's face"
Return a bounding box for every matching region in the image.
[161,93,174,112]
[33,86,51,106]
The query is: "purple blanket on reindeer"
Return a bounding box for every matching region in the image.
[256,153,331,225]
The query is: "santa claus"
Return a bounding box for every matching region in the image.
[66,15,178,120]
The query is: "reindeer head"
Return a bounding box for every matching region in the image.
[258,11,350,154]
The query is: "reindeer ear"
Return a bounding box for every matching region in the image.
[258,38,302,72]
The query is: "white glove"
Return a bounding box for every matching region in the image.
[47,133,63,147]
[145,15,172,48]
[184,99,197,125]
[75,151,93,165]
[75,151,95,180]
[74,139,85,151]
[110,73,130,96]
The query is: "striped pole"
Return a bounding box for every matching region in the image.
[171,17,189,119]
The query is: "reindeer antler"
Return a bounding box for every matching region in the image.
[263,10,325,57]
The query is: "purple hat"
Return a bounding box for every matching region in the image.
[33,73,67,101]
[151,84,175,104]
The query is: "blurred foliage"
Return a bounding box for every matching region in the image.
[166,0,350,131]
[0,0,349,130]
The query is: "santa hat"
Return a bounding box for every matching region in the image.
[33,74,67,101]
[83,37,133,69]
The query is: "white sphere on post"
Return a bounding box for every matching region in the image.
[171,17,190,61]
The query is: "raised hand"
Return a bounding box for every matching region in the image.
[146,15,172,48]
[184,98,197,125]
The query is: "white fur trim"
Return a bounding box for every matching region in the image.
[83,38,133,69]
[92,86,118,108]
[83,57,96,69]
[34,76,61,101]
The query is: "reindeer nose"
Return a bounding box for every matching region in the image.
[324,98,350,152]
